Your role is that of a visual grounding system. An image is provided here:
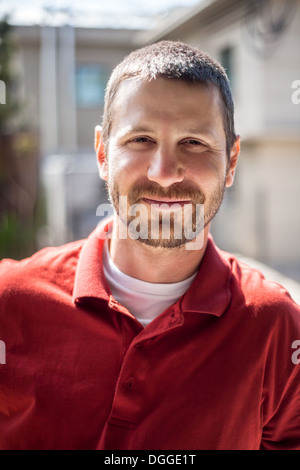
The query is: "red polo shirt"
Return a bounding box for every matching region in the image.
[0,219,300,450]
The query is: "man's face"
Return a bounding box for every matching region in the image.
[98,77,238,249]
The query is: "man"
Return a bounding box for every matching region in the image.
[0,41,299,450]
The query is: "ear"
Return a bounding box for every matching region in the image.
[94,125,108,181]
[226,135,240,188]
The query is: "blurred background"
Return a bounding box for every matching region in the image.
[0,0,300,293]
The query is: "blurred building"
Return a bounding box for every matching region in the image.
[135,0,300,280]
[7,0,300,281]
[11,17,142,245]
[16,24,141,155]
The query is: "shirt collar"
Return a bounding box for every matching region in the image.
[73,217,232,317]
[73,218,113,304]
[180,234,232,317]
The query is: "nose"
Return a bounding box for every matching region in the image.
[147,145,184,188]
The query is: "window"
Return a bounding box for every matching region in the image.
[75,64,110,108]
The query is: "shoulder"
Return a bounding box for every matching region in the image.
[219,247,300,330]
[0,239,85,301]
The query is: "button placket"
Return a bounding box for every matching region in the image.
[108,312,184,428]
[108,344,143,427]
[127,378,134,390]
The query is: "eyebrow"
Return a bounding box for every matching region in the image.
[181,126,216,137]
[183,127,205,135]
[120,126,209,135]
[118,126,155,136]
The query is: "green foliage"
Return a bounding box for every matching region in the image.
[0,189,47,260]
[0,15,20,131]
[0,211,27,259]
[0,15,44,260]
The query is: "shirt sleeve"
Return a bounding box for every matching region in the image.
[260,362,300,450]
[260,297,300,450]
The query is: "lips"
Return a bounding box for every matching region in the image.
[142,197,192,208]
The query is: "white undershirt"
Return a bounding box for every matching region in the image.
[102,239,197,328]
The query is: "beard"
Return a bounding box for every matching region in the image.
[106,177,226,249]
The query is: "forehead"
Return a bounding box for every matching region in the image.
[110,77,225,138]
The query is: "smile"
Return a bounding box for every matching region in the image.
[142,197,192,209]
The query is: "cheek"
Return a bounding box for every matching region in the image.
[188,155,226,188]
[107,152,144,192]
[109,149,148,179]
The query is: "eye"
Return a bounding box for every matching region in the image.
[185,139,204,146]
[132,137,151,143]
[127,136,155,148]
[180,138,207,152]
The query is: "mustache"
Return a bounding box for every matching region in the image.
[128,181,205,205]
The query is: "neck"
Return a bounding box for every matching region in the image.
[108,217,210,283]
